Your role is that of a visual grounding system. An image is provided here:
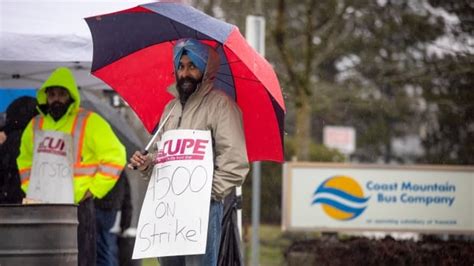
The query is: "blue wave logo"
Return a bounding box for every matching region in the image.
[312,175,370,221]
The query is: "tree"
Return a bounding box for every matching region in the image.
[416,55,474,165]
[270,0,446,162]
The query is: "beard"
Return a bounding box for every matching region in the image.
[177,76,201,104]
[48,101,71,121]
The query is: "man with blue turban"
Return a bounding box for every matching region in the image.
[130,39,249,265]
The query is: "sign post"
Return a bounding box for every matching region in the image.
[246,13,266,266]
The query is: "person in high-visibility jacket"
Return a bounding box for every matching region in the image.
[17,67,126,266]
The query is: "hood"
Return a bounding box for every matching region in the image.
[168,42,220,98]
[37,67,80,116]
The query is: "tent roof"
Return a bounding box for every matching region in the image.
[0,0,147,89]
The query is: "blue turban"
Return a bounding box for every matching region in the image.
[173,39,209,74]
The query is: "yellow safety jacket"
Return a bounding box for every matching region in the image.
[17,67,126,203]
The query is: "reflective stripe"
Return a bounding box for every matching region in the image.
[32,115,42,143]
[72,109,92,163]
[73,163,122,179]
[70,111,80,135]
[74,165,97,176]
[32,115,44,130]
[98,164,122,178]
[70,111,80,160]
[102,163,124,170]
[98,172,121,180]
[73,175,94,179]
[19,169,31,183]
[32,115,41,133]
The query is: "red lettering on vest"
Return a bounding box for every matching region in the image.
[39,136,51,149]
[49,138,64,151]
[37,136,67,156]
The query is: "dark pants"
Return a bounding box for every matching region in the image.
[78,198,97,266]
[96,208,119,266]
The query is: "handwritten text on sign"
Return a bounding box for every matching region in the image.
[28,130,74,203]
[132,130,214,259]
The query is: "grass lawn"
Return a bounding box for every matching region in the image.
[142,258,158,266]
[243,224,291,266]
[141,224,318,266]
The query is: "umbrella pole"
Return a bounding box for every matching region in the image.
[143,103,177,153]
[133,104,177,169]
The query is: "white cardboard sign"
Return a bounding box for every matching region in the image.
[133,130,214,259]
[27,130,74,203]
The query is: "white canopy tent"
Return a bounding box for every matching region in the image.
[0,0,148,89]
[0,1,155,235]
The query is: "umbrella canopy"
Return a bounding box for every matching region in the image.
[85,2,285,162]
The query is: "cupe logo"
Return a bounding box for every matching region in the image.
[312,175,370,221]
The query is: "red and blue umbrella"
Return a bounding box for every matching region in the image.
[85,2,285,162]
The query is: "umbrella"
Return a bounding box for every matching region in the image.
[80,89,144,157]
[218,190,243,266]
[85,1,285,162]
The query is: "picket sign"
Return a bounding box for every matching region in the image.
[27,130,74,203]
[133,129,214,259]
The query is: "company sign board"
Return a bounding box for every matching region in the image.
[282,162,474,234]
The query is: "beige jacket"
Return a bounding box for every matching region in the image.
[143,44,249,201]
